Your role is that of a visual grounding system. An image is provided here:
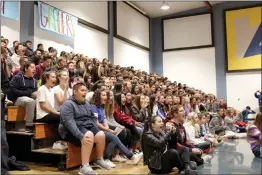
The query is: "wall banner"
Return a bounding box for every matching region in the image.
[225,6,261,72]
[1,1,19,20]
[38,1,78,38]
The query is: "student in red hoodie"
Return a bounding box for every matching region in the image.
[114,93,141,152]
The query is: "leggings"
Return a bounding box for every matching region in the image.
[149,147,190,174]
[109,126,132,149]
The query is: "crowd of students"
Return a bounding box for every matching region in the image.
[1,36,262,175]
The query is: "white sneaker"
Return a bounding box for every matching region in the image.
[53,141,68,150]
[202,155,212,164]
[120,155,128,161]
[127,152,143,165]
[79,164,96,175]
[93,159,111,170]
[104,159,116,168]
[112,155,126,163]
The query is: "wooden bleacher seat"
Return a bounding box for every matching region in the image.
[7,106,26,122]
[66,142,98,169]
[34,123,56,139]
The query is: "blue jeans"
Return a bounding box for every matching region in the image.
[252,146,262,158]
[104,131,133,159]
[195,142,211,150]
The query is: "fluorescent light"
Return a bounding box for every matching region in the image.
[161,1,170,10]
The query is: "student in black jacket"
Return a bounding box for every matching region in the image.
[142,115,197,175]
[8,61,37,130]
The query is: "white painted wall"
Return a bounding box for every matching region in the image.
[226,72,261,112]
[74,23,108,60]
[44,1,108,30]
[114,38,149,73]
[117,2,149,48]
[163,47,216,95]
[34,5,108,58]
[164,14,212,49]
[1,2,20,48]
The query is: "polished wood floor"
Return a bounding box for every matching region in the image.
[9,160,153,174]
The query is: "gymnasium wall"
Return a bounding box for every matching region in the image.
[162,12,215,94]
[33,2,108,59]
[151,1,261,111]
[114,2,150,72]
[163,48,216,95]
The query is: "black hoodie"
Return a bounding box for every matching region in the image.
[7,72,37,101]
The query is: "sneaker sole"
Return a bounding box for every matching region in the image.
[93,162,111,170]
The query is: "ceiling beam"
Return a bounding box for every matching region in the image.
[203,1,212,12]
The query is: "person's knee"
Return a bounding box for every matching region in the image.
[85,131,94,141]
[95,131,105,140]
[169,149,179,158]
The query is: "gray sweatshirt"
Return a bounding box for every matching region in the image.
[59,96,97,141]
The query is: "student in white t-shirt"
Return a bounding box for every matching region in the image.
[36,71,60,124]
[53,70,72,111]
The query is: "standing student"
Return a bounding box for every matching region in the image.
[59,83,111,174]
[255,90,262,112]
[247,113,262,158]
[1,46,11,175]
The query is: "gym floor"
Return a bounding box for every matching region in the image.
[9,139,261,175]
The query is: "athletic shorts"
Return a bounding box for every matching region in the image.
[63,123,100,147]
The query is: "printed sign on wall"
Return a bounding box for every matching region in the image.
[225,6,261,72]
[38,1,78,38]
[1,1,19,20]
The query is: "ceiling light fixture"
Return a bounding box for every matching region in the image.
[161,1,170,10]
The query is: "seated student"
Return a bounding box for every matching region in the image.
[156,95,166,121]
[199,113,221,146]
[131,95,148,123]
[36,71,60,124]
[247,113,262,158]
[166,105,209,166]
[184,112,211,151]
[59,83,111,174]
[105,90,132,162]
[13,56,29,76]
[241,106,256,123]
[225,108,242,133]
[8,61,37,131]
[142,115,197,175]
[114,93,142,152]
[209,109,227,135]
[91,89,143,167]
[53,70,72,111]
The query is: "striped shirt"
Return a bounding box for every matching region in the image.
[247,125,262,150]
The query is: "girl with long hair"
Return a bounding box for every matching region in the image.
[53,70,72,111]
[114,93,142,152]
[247,112,262,158]
[142,115,197,174]
[91,89,143,166]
